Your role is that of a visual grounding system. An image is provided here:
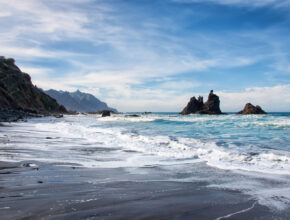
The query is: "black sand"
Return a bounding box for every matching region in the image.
[0,161,288,220]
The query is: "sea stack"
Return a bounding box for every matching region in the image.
[180,90,222,115]
[237,103,267,114]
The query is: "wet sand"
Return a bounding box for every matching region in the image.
[0,161,288,220]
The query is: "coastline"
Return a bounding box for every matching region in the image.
[0,109,69,123]
[1,161,286,220]
[0,114,289,219]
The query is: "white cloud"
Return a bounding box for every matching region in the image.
[218,85,290,112]
[0,46,55,59]
[105,84,290,112]
[0,0,92,38]
[20,66,51,76]
[1,0,290,112]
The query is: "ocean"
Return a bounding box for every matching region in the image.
[0,113,289,219]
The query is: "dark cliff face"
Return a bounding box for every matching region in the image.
[237,103,266,114]
[180,90,222,115]
[45,89,117,113]
[0,57,67,113]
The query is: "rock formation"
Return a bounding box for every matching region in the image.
[0,56,67,121]
[180,90,222,115]
[101,110,111,117]
[87,110,117,115]
[237,103,266,114]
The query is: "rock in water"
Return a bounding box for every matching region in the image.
[201,90,222,114]
[101,110,111,117]
[237,103,266,114]
[180,90,222,115]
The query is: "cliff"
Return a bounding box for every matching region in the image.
[0,56,67,121]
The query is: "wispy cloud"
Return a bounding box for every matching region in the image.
[0,0,289,111]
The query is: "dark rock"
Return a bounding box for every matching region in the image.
[201,90,222,114]
[237,103,266,114]
[101,110,111,117]
[0,56,67,122]
[142,112,152,114]
[125,114,139,117]
[88,110,117,115]
[52,114,63,118]
[22,163,32,167]
[180,90,222,115]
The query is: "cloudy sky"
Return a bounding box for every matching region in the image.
[1,0,290,112]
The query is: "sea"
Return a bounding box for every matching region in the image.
[0,113,289,219]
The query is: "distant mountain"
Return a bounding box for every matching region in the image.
[45,89,117,113]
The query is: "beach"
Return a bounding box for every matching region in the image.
[0,113,289,219]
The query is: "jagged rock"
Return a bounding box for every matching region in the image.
[201,90,222,114]
[101,110,111,117]
[180,90,222,115]
[88,110,116,115]
[125,114,139,117]
[142,112,152,114]
[237,103,266,114]
[0,56,67,121]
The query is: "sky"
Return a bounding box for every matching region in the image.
[0,0,290,112]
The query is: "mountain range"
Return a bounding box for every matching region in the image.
[45,89,117,113]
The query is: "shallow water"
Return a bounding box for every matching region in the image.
[0,113,289,219]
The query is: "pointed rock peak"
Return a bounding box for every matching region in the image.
[198,96,203,103]
[208,90,218,99]
[180,90,222,115]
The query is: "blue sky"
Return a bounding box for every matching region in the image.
[0,0,290,112]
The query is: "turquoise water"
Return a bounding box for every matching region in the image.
[0,113,289,210]
[92,112,290,173]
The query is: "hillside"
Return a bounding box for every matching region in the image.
[0,56,67,121]
[45,89,117,113]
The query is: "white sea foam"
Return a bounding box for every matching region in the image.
[101,114,290,130]
[209,175,290,211]
[215,201,257,220]
[15,118,288,175]
[1,115,290,211]
[252,119,290,128]
[98,115,156,122]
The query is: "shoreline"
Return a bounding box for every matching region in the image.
[0,109,69,123]
[1,114,289,219]
[1,161,287,220]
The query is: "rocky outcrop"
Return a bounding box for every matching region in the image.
[0,56,67,121]
[237,103,266,114]
[101,110,111,117]
[125,114,139,117]
[87,110,117,115]
[180,90,222,115]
